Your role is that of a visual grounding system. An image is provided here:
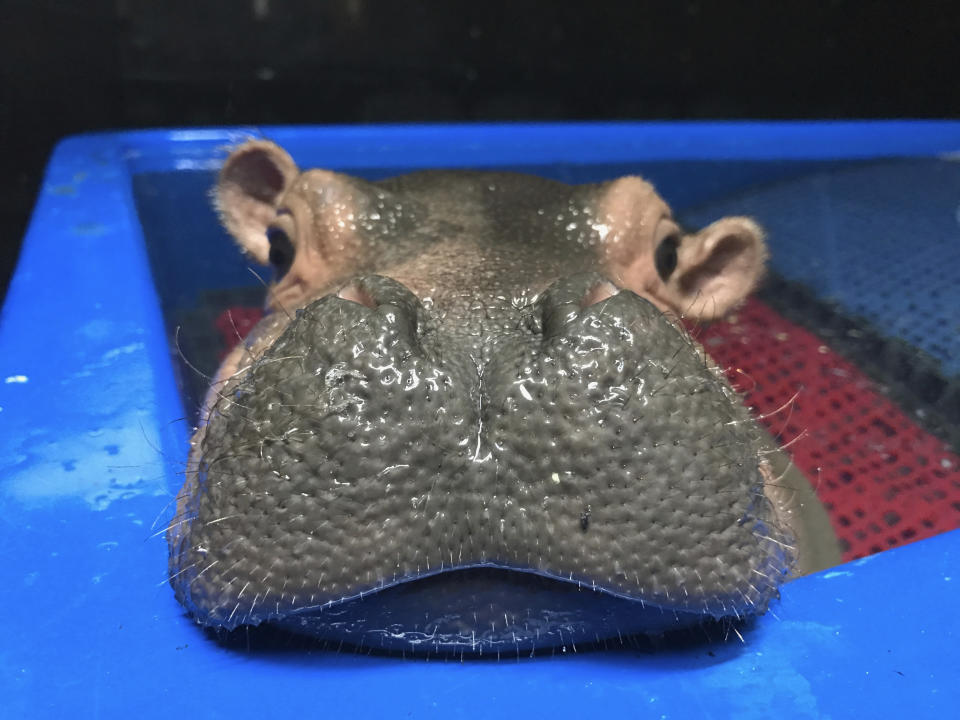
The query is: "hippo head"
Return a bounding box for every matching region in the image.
[167,140,793,655]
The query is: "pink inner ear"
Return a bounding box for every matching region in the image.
[221,150,284,203]
[679,235,753,296]
[580,280,620,308]
[221,146,292,202]
[216,143,302,266]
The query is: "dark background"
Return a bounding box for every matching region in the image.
[2,0,959,306]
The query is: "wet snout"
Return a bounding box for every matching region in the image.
[168,272,792,653]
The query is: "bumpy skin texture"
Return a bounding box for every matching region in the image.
[169,151,800,654]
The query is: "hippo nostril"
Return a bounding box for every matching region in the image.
[337,281,378,309]
[537,273,621,338]
[579,280,620,309]
[328,275,426,341]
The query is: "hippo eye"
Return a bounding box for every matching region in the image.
[654,233,680,281]
[266,227,294,279]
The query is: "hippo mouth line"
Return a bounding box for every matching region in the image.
[254,564,755,654]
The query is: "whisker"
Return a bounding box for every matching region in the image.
[174,325,214,382]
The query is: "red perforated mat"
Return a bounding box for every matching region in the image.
[214,306,264,362]
[692,298,960,561]
[214,298,960,563]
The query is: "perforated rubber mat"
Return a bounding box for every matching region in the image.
[692,298,960,561]
[673,157,960,560]
[683,159,960,376]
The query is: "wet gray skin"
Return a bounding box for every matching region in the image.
[167,141,840,655]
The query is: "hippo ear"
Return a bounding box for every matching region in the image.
[662,217,768,320]
[214,140,300,264]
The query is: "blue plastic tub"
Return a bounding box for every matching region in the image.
[2,122,958,718]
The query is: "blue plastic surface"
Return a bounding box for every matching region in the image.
[2,123,959,718]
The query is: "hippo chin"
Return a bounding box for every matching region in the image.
[167,140,836,655]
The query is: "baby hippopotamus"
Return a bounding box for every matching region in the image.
[167,140,837,655]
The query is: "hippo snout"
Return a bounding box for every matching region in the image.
[168,273,792,653]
